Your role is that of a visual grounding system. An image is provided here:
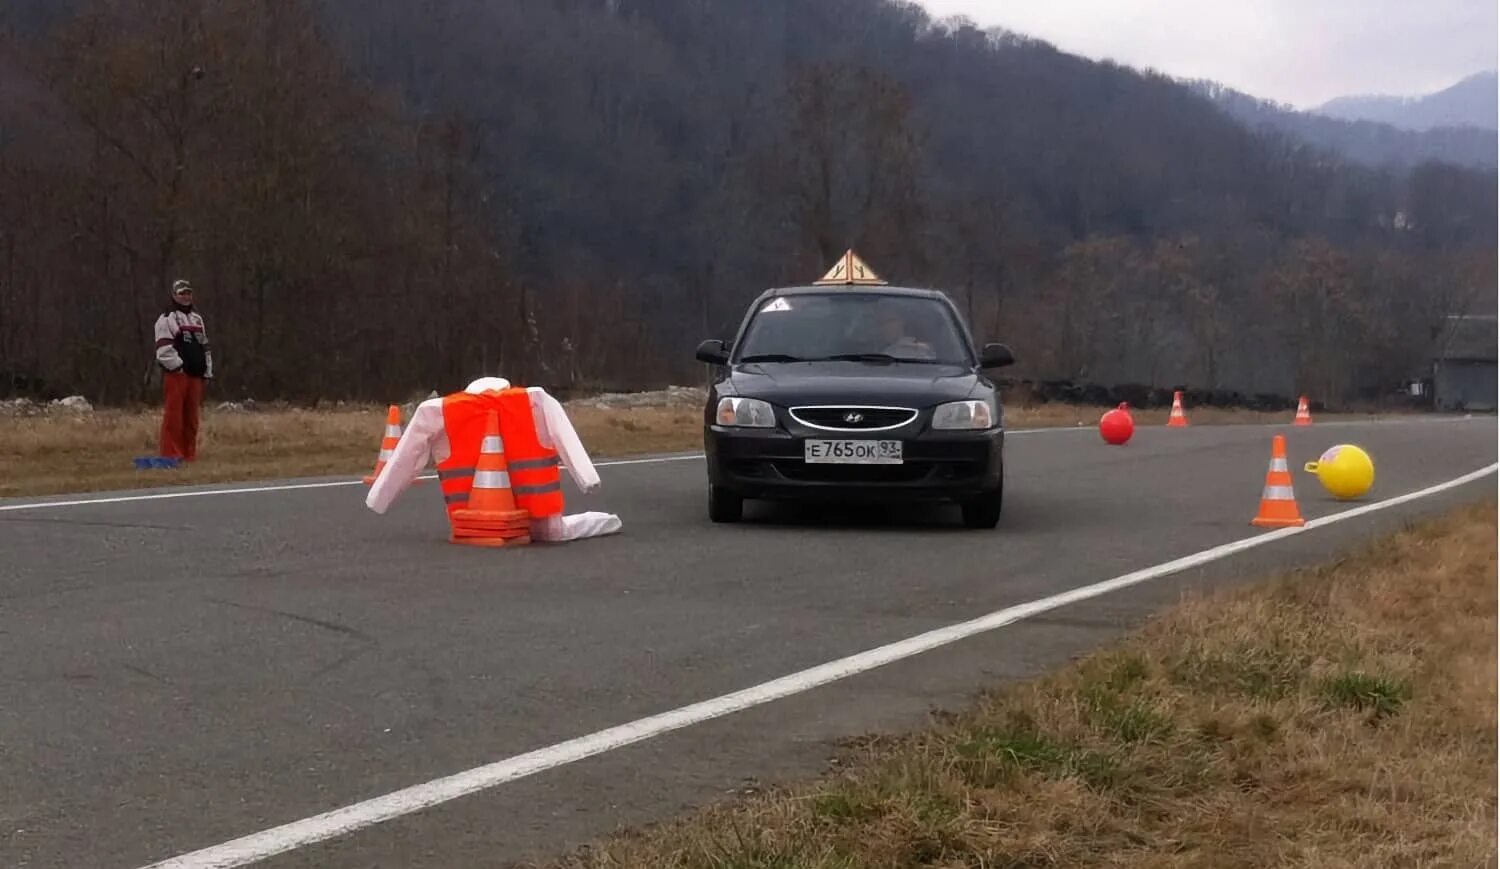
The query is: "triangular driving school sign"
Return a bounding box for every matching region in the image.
[813,249,887,286]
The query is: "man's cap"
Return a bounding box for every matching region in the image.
[172,279,194,294]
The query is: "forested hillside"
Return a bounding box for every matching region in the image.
[1,0,1494,405]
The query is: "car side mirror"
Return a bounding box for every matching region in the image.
[696,339,730,365]
[980,343,1015,369]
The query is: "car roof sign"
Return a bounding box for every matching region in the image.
[812,249,887,286]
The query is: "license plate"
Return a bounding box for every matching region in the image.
[804,439,903,464]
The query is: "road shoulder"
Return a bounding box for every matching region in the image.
[530,500,1498,868]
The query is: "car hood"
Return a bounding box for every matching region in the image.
[726,361,983,407]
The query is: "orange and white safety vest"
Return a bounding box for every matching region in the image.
[435,388,564,520]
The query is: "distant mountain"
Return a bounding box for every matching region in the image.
[1315,71,1497,131]
[1186,78,1497,170]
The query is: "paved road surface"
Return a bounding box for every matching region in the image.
[1,417,1494,868]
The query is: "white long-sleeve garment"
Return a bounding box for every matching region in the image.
[154,308,213,377]
[364,382,622,542]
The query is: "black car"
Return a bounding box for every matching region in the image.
[695,277,1015,528]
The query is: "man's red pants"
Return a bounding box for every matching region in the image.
[160,371,204,460]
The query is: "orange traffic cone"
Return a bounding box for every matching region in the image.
[1251,434,1305,528]
[1167,391,1189,427]
[364,405,422,485]
[1293,396,1312,426]
[449,411,532,548]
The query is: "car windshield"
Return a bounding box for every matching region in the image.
[734,292,971,365]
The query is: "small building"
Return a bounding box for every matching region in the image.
[1432,314,1497,412]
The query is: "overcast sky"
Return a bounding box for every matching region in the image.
[916,0,1498,108]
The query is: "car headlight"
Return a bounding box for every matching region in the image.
[716,396,776,428]
[931,399,996,430]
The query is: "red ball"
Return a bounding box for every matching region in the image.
[1099,402,1134,445]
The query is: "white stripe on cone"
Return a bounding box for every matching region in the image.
[473,470,511,489]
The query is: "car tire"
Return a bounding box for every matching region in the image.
[709,485,743,523]
[960,486,1003,529]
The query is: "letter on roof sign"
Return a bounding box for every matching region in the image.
[813,249,887,286]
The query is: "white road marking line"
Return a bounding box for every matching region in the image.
[0,428,1066,513]
[584,453,705,467]
[0,455,703,513]
[0,416,1484,513]
[137,462,1498,869]
[0,479,364,512]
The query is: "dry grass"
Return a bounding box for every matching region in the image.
[0,400,1384,498]
[0,404,702,498]
[528,501,1498,869]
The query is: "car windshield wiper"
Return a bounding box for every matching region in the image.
[737,353,805,363]
[820,353,936,364]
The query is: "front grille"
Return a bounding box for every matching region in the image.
[726,455,988,487]
[789,406,918,431]
[772,461,935,483]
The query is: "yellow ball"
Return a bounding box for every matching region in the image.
[1303,444,1375,500]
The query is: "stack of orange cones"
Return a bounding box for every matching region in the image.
[449,411,532,548]
[1251,434,1305,528]
[364,405,423,485]
[1167,391,1189,427]
[1293,396,1312,426]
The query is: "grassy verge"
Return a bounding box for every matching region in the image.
[2,401,1379,498]
[529,501,1497,869]
[0,404,702,498]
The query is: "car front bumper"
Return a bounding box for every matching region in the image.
[705,424,1004,502]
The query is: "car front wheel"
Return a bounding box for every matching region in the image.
[709,485,744,523]
[960,486,1003,529]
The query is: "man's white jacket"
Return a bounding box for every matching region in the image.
[364,379,622,541]
[154,308,213,377]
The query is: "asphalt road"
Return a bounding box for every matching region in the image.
[1,416,1495,868]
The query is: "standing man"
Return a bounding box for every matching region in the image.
[154,278,213,461]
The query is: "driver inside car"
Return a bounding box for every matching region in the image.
[872,307,936,359]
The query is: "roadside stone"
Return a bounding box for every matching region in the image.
[51,395,93,413]
[568,385,707,410]
[0,397,39,416]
